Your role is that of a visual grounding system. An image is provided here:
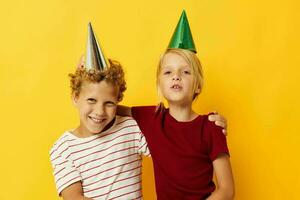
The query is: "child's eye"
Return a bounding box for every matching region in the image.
[183,70,191,75]
[87,98,96,103]
[163,71,171,75]
[105,102,116,107]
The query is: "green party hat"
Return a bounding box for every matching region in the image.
[167,10,197,53]
[85,22,109,71]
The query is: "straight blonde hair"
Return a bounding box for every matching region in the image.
[156,49,204,106]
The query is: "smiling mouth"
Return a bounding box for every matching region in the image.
[89,116,106,124]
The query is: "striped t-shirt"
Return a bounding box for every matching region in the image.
[49,116,150,199]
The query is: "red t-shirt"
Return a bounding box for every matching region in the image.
[131,106,229,200]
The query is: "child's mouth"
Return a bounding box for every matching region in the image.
[171,84,182,90]
[89,116,105,123]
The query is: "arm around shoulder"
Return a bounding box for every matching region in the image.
[207,154,235,200]
[116,105,132,116]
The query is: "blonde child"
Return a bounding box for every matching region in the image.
[130,48,234,199]
[118,11,234,199]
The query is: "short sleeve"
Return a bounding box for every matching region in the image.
[49,145,82,195]
[203,116,230,161]
[137,131,151,157]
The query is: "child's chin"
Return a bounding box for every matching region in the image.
[92,128,104,134]
[87,127,104,135]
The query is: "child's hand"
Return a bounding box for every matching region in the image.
[77,55,85,69]
[208,112,228,135]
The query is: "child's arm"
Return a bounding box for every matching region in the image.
[61,182,94,200]
[207,154,235,200]
[116,105,132,116]
[77,55,229,133]
[117,106,229,135]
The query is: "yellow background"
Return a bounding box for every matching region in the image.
[0,0,299,199]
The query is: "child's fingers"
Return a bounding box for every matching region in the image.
[208,113,221,123]
[210,116,228,135]
[209,114,227,129]
[215,121,226,129]
[208,114,217,121]
[222,129,228,136]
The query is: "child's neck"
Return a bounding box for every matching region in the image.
[168,103,198,122]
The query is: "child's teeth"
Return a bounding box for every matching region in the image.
[91,117,102,123]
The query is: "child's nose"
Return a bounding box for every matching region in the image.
[94,106,105,116]
[172,73,181,81]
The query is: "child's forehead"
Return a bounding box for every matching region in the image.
[80,80,118,93]
[161,61,190,70]
[162,52,189,66]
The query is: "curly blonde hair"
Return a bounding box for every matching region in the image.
[69,59,126,102]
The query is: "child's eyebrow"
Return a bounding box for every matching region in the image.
[179,64,190,68]
[182,66,191,70]
[161,65,176,70]
[105,101,117,105]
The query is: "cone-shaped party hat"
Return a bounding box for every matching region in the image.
[85,22,109,70]
[167,10,197,53]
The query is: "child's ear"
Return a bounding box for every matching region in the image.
[72,93,79,106]
[195,86,201,94]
